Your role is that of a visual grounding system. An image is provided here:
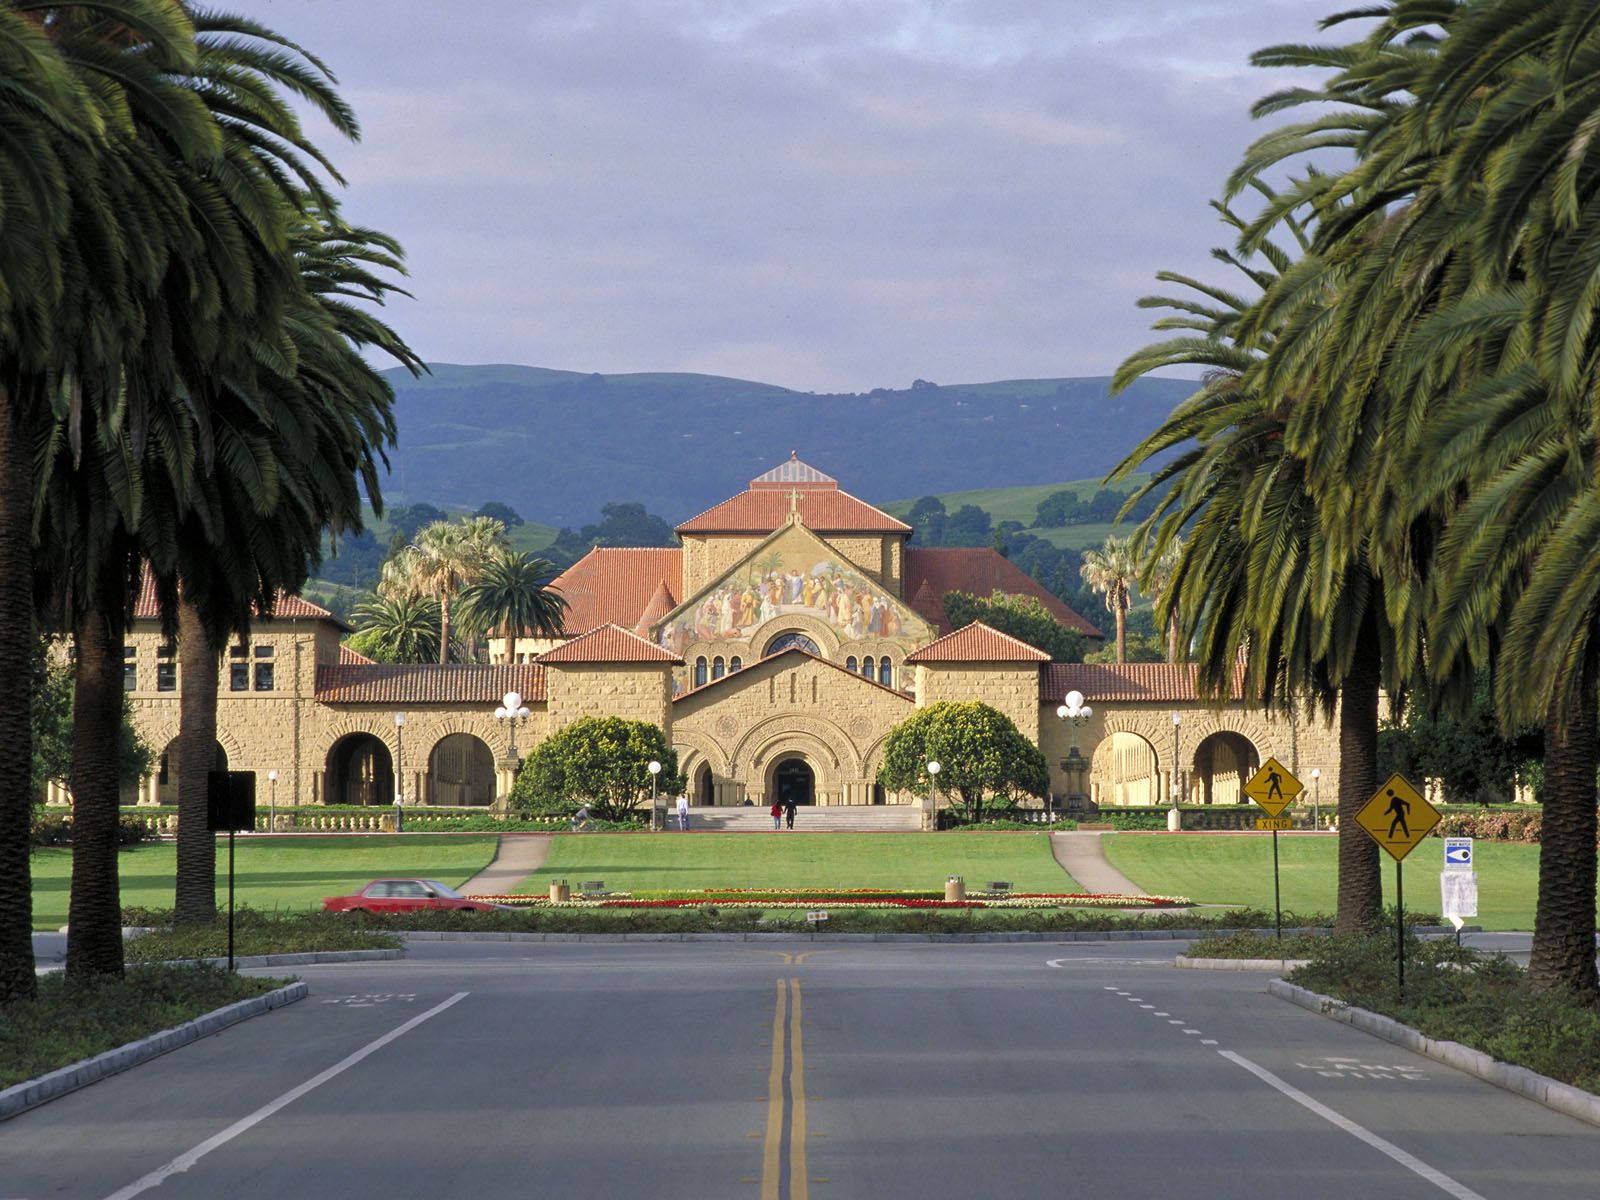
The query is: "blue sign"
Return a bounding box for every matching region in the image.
[1443,837,1473,868]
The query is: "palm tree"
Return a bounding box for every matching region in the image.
[382,516,506,662]
[1079,537,1138,664]
[1144,538,1185,662]
[460,549,568,650]
[351,593,444,663]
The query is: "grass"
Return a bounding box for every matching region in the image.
[1103,833,1562,931]
[122,910,403,963]
[512,832,1081,894]
[0,966,281,1088]
[28,834,500,930]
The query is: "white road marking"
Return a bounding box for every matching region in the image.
[101,992,469,1200]
[1220,1050,1487,1200]
[1201,1039,1218,1045]
[1182,1029,1201,1035]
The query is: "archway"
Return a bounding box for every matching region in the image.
[155,738,227,806]
[1088,731,1160,807]
[695,764,715,806]
[764,631,821,657]
[324,733,393,807]
[427,733,495,806]
[1192,731,1260,805]
[773,757,815,806]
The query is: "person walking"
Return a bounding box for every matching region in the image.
[676,793,690,832]
[770,800,782,830]
[784,796,797,830]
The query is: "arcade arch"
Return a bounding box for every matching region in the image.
[324,732,393,807]
[427,733,495,806]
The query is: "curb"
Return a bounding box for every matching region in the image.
[1177,957,1311,970]
[1269,978,1600,1129]
[0,981,308,1123]
[401,929,1214,944]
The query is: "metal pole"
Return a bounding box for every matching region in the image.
[1396,860,1405,1001]
[227,827,236,972]
[1272,828,1282,942]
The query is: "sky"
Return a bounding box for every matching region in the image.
[253,0,1338,393]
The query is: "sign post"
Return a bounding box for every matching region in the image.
[1441,837,1477,946]
[1243,757,1303,941]
[1354,773,1440,999]
[207,771,257,971]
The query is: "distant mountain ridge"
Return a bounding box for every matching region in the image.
[378,363,1195,527]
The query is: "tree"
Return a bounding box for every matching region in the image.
[942,504,992,547]
[473,501,524,528]
[941,591,1086,662]
[459,550,567,643]
[511,716,683,822]
[905,496,946,546]
[382,516,506,662]
[1079,538,1138,664]
[1145,538,1185,662]
[876,701,1048,824]
[1033,491,1078,528]
[349,594,444,664]
[546,501,676,566]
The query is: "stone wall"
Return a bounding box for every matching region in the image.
[546,663,673,732]
[915,664,1042,743]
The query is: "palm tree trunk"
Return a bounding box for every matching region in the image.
[438,590,451,664]
[0,379,38,1003]
[1528,673,1600,1002]
[174,596,218,925]
[1115,601,1127,664]
[1334,610,1383,935]
[1167,611,1180,662]
[65,600,126,980]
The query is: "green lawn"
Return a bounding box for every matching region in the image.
[28,834,500,930]
[1103,833,1563,931]
[513,832,1079,894]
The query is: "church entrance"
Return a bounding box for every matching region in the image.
[774,758,815,806]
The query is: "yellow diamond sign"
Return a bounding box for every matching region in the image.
[1356,773,1440,861]
[1243,757,1303,817]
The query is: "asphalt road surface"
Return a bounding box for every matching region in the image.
[3,940,1596,1199]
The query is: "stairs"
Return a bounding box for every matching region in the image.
[685,805,920,833]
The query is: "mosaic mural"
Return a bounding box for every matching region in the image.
[657,530,926,655]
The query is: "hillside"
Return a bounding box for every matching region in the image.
[378,364,1195,527]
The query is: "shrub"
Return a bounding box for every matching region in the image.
[31,814,150,847]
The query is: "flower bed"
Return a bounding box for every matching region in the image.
[466,887,1188,910]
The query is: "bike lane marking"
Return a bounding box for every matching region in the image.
[101,991,469,1200]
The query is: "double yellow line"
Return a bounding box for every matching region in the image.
[762,977,808,1200]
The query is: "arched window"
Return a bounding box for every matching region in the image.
[846,656,858,672]
[879,657,893,688]
[765,631,821,657]
[861,657,876,682]
[730,656,743,672]
[694,657,707,687]
[712,656,725,680]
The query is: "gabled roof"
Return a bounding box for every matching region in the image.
[749,452,837,489]
[338,643,377,665]
[314,663,546,705]
[676,488,910,534]
[902,547,1102,638]
[539,623,681,664]
[672,646,915,704]
[547,547,682,635]
[905,621,1051,664]
[1040,661,1248,704]
[132,570,351,631]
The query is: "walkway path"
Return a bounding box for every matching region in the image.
[1049,831,1145,896]
[458,834,552,895]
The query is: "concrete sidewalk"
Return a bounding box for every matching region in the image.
[1050,831,1145,895]
[457,833,552,895]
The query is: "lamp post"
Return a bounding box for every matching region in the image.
[393,712,406,831]
[267,769,278,832]
[1056,690,1093,816]
[926,759,941,830]
[1310,767,1321,830]
[494,690,531,760]
[648,759,662,830]
[1169,711,1182,831]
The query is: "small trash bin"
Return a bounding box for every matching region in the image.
[945,875,966,902]
[550,880,570,903]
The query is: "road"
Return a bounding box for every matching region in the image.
[2,940,1596,1198]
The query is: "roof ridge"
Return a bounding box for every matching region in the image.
[905,620,1051,663]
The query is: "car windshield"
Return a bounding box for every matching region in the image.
[423,881,463,898]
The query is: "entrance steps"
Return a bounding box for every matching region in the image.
[686,805,919,833]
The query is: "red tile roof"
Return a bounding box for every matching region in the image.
[338,644,377,665]
[905,622,1051,664]
[315,663,546,705]
[676,488,909,534]
[634,579,677,634]
[132,570,350,630]
[539,623,681,664]
[902,548,1102,638]
[1040,662,1247,704]
[548,547,682,635]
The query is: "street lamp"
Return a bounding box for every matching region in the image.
[926,759,941,828]
[494,690,531,760]
[1169,711,1182,823]
[393,712,406,831]
[648,759,662,830]
[1310,767,1321,830]
[267,769,278,832]
[1056,690,1093,816]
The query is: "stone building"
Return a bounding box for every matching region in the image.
[105,455,1343,814]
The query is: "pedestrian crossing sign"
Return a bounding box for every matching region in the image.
[1243,757,1303,817]
[1355,773,1439,861]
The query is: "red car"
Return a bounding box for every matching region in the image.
[323,879,506,914]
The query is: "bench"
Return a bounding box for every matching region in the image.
[579,880,606,897]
